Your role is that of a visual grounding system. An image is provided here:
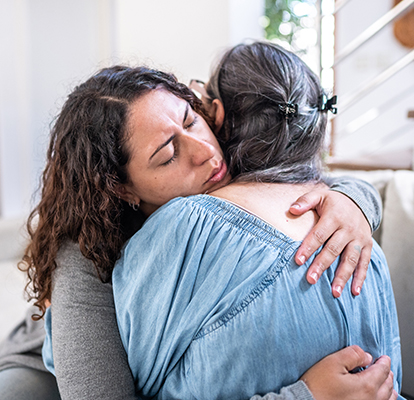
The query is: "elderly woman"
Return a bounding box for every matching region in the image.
[110,43,402,399]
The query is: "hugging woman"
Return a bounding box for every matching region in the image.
[1,48,393,399]
[108,43,402,398]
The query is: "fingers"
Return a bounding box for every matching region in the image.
[296,218,337,267]
[331,239,372,298]
[390,390,398,400]
[339,347,394,400]
[303,229,348,287]
[330,240,363,298]
[300,223,372,298]
[360,356,394,400]
[293,187,374,297]
[290,191,325,216]
[338,345,373,372]
[350,246,372,296]
[300,345,372,399]
[376,371,395,400]
[300,347,395,400]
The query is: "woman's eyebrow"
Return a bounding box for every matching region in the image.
[149,103,189,162]
[149,134,176,161]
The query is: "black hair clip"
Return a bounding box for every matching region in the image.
[278,102,298,120]
[319,95,338,114]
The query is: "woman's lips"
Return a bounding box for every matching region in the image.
[208,161,228,183]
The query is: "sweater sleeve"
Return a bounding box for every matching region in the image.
[326,175,383,232]
[51,241,137,400]
[250,380,314,400]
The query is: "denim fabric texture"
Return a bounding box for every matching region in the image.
[42,308,54,375]
[112,195,402,400]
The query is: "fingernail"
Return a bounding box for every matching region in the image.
[309,272,318,284]
[334,285,342,295]
[355,286,361,295]
[297,255,306,265]
[291,203,301,209]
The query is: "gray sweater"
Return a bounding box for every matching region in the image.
[0,177,382,400]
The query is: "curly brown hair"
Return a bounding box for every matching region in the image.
[20,65,206,319]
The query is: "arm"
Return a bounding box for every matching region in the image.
[290,176,382,297]
[327,176,382,232]
[250,381,314,400]
[51,241,138,400]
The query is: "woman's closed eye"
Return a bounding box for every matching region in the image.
[161,142,178,166]
[184,114,198,130]
[159,113,198,166]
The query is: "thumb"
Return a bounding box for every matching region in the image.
[357,356,392,390]
[290,191,323,216]
[338,345,373,372]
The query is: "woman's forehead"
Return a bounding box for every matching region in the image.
[129,89,187,124]
[125,90,188,154]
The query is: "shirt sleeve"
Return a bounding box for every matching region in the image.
[50,241,138,400]
[250,380,315,400]
[326,175,383,232]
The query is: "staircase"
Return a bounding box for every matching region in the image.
[322,0,414,170]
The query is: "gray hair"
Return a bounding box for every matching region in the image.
[206,42,328,183]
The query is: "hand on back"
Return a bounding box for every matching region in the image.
[291,188,373,297]
[301,345,397,400]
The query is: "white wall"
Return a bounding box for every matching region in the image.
[113,0,264,82]
[0,0,32,219]
[0,0,114,220]
[333,0,414,162]
[0,0,264,223]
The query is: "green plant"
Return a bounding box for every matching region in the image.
[263,0,317,51]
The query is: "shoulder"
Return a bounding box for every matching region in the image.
[52,240,113,307]
[146,195,210,221]
[115,196,210,269]
[127,195,222,244]
[142,194,258,233]
[54,240,97,284]
[56,240,93,272]
[113,195,237,293]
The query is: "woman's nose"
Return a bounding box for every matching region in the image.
[185,135,215,165]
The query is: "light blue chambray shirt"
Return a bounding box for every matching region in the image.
[112,195,403,400]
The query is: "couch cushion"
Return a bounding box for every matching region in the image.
[381,170,414,396]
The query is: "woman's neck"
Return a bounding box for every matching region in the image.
[210,181,325,241]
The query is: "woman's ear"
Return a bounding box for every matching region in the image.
[211,99,225,134]
[115,184,140,205]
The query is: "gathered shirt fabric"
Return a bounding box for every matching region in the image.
[112,195,402,400]
[40,242,314,400]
